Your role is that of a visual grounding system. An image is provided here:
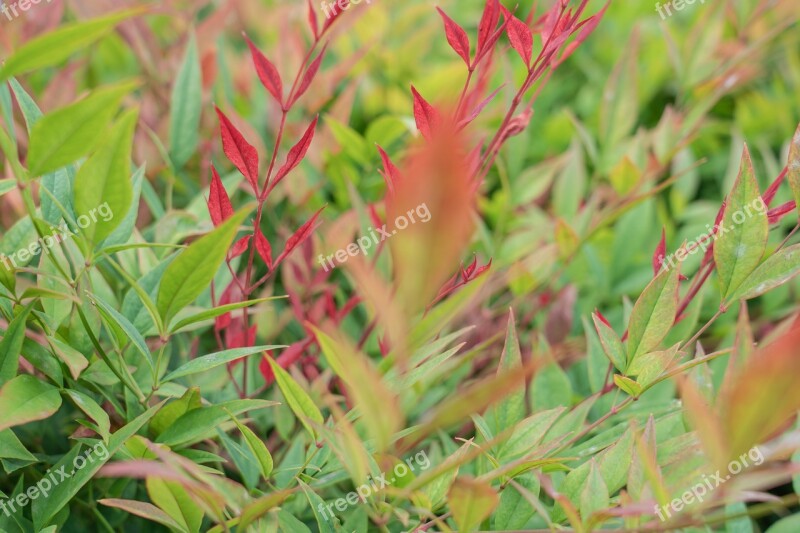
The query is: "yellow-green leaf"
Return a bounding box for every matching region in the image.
[714,145,768,300]
[626,266,679,366]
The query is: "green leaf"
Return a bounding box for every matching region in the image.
[150,387,201,437]
[0,302,34,385]
[169,33,201,168]
[714,145,769,300]
[299,480,338,533]
[627,343,681,389]
[155,399,277,448]
[27,81,137,176]
[0,429,37,462]
[580,460,609,524]
[47,337,89,380]
[99,499,183,531]
[9,78,75,224]
[73,108,138,244]
[448,476,500,532]
[626,266,679,365]
[64,389,111,442]
[788,123,800,220]
[727,244,800,303]
[0,8,145,81]
[161,345,284,383]
[89,292,155,375]
[0,179,15,197]
[592,313,626,372]
[169,297,284,334]
[613,374,643,397]
[228,412,274,481]
[490,310,525,433]
[0,375,62,432]
[501,407,565,459]
[146,477,203,533]
[101,165,146,247]
[32,401,164,530]
[266,356,324,442]
[157,206,252,326]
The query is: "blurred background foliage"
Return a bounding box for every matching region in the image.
[2,0,800,530]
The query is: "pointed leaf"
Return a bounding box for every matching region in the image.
[436,8,471,66]
[714,146,769,300]
[245,35,283,106]
[626,266,679,365]
[215,107,259,193]
[157,206,253,326]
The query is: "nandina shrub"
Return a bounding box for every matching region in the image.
[1,1,800,532]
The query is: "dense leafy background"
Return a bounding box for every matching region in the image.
[1,0,800,531]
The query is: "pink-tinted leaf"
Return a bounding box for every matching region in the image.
[594,309,611,328]
[275,207,325,266]
[502,7,533,66]
[244,35,284,107]
[458,85,503,127]
[552,3,608,67]
[436,8,471,67]
[215,107,260,193]
[259,340,309,385]
[290,45,327,107]
[208,165,233,227]
[322,0,350,33]
[376,144,401,196]
[411,85,438,140]
[268,116,319,193]
[477,0,501,55]
[229,235,252,259]
[306,0,319,39]
[764,167,787,206]
[652,227,666,276]
[768,200,796,224]
[255,227,273,270]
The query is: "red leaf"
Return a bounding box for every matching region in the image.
[290,45,327,108]
[275,206,325,266]
[244,35,284,107]
[502,7,533,66]
[255,227,273,270]
[763,167,787,206]
[477,0,501,56]
[552,4,608,67]
[768,201,796,224]
[259,341,308,385]
[229,235,252,259]
[411,86,439,140]
[268,116,319,194]
[458,85,503,127]
[208,165,234,227]
[594,309,612,328]
[376,144,401,196]
[653,227,667,276]
[436,8,471,67]
[322,0,350,33]
[306,0,319,39]
[215,107,260,193]
[215,281,240,331]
